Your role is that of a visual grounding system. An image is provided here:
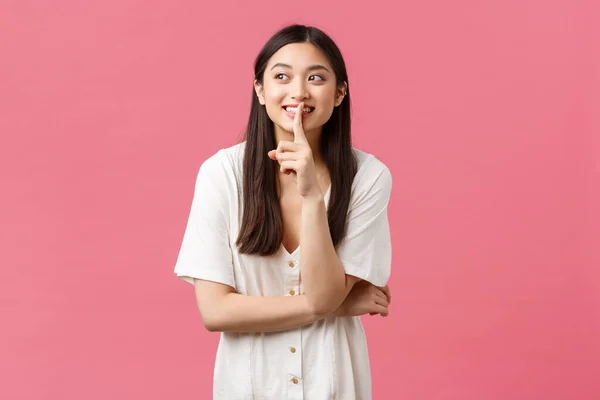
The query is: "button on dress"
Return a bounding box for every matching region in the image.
[174,141,393,399]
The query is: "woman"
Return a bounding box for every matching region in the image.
[174,24,393,399]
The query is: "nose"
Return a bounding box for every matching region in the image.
[291,80,310,101]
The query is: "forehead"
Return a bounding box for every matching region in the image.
[266,42,332,70]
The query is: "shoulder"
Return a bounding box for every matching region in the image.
[199,141,246,176]
[195,142,245,198]
[200,142,244,173]
[351,147,392,192]
[215,141,246,181]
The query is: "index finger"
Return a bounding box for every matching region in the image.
[293,102,307,143]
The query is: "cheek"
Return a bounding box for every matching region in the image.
[313,93,336,114]
[314,89,338,108]
[264,89,285,112]
[265,101,284,118]
[314,108,334,124]
[264,85,285,101]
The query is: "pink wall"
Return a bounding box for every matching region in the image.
[1,1,598,399]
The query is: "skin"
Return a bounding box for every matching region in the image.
[257,42,391,317]
[193,43,391,333]
[254,42,346,177]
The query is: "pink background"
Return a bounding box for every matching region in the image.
[1,0,598,399]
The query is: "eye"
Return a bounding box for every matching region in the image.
[309,75,325,81]
[274,73,289,80]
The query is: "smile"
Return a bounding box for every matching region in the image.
[282,105,314,119]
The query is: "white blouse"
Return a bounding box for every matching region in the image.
[174,141,392,399]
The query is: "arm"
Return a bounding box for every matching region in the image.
[332,280,391,318]
[300,195,360,317]
[194,278,391,333]
[194,279,322,333]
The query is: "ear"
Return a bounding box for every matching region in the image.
[334,81,348,107]
[254,79,265,105]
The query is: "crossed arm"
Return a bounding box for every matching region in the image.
[194,195,390,333]
[194,278,390,333]
[194,281,322,333]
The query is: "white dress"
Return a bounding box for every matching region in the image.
[174,141,393,399]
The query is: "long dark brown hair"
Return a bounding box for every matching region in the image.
[235,24,357,256]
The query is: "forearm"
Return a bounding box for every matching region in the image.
[206,292,322,333]
[300,195,348,315]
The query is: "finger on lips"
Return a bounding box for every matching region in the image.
[293,102,306,143]
[266,104,390,317]
[267,103,306,160]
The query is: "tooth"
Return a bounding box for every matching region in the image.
[285,106,313,113]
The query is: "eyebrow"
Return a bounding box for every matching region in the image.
[269,63,331,73]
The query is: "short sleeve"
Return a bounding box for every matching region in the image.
[336,157,393,287]
[173,151,236,289]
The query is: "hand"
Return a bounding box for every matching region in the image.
[267,102,322,198]
[334,281,391,318]
[369,284,391,316]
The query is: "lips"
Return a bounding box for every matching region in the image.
[282,105,314,119]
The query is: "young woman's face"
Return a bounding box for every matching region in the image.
[254,42,346,137]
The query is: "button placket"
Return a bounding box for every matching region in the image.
[283,258,303,398]
[285,259,300,297]
[283,326,303,399]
